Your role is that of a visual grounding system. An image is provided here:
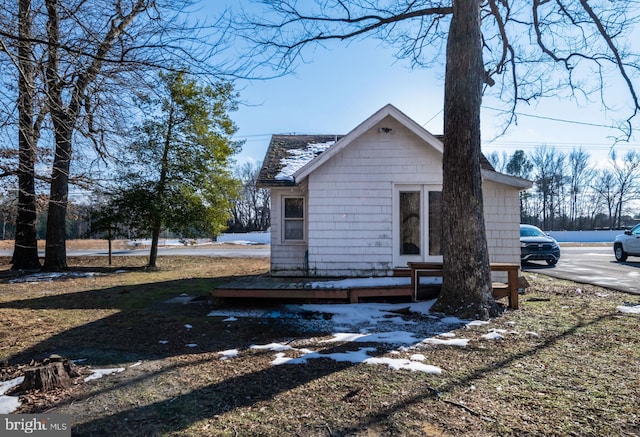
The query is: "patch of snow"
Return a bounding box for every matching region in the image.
[219,349,239,360]
[208,300,497,376]
[184,324,193,330]
[250,342,296,352]
[84,367,125,382]
[275,141,335,181]
[185,343,198,348]
[421,337,470,347]
[272,352,293,365]
[223,316,237,322]
[466,320,490,327]
[159,340,169,344]
[0,377,24,414]
[9,271,98,284]
[215,232,270,245]
[323,331,422,345]
[280,347,442,374]
[482,331,504,341]
[617,304,640,314]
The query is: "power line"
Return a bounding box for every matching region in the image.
[482,105,623,130]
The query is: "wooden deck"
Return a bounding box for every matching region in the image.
[212,263,521,308]
[212,275,414,304]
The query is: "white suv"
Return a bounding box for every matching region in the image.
[613,224,640,261]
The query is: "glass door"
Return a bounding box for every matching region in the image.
[393,185,442,267]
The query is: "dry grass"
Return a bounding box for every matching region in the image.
[1,257,639,436]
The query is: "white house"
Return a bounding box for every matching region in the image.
[257,104,532,277]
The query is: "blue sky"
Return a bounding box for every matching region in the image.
[211,5,640,169]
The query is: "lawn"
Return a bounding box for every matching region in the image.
[1,256,639,436]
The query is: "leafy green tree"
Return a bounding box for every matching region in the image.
[112,72,241,268]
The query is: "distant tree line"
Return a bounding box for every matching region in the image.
[488,147,640,230]
[227,162,270,233]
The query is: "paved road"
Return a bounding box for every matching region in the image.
[523,244,640,295]
[0,246,271,258]
[3,243,638,294]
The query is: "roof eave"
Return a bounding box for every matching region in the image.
[481,169,533,189]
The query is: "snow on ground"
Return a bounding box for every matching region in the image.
[208,299,499,376]
[83,367,125,382]
[617,304,640,314]
[208,293,636,374]
[3,282,635,414]
[9,271,101,284]
[215,232,270,245]
[0,377,24,414]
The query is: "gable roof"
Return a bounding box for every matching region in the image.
[257,104,531,189]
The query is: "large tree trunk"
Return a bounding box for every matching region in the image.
[43,0,70,271]
[432,0,499,319]
[43,128,72,271]
[12,0,41,271]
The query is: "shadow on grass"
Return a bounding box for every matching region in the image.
[334,311,622,435]
[61,310,622,436]
[0,274,300,365]
[3,267,625,435]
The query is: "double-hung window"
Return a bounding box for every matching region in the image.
[283,197,304,241]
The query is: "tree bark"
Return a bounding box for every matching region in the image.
[43,127,72,271]
[19,355,80,392]
[148,223,160,268]
[12,0,41,271]
[42,0,147,271]
[432,0,499,319]
[43,0,70,271]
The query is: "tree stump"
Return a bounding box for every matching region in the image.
[19,355,80,392]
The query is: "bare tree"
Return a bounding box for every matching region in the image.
[531,145,566,230]
[567,147,594,228]
[486,151,508,173]
[227,0,640,318]
[609,150,640,228]
[230,162,270,232]
[0,0,47,269]
[504,150,533,222]
[1,0,230,271]
[592,169,618,228]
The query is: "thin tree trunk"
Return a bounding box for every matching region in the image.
[146,105,174,269]
[433,0,498,319]
[12,0,41,271]
[148,223,161,268]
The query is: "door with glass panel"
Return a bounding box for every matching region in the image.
[393,185,442,267]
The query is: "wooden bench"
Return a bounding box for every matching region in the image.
[407,262,520,309]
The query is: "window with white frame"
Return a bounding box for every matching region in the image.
[283,197,304,241]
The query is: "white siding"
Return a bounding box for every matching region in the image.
[269,116,524,278]
[306,116,441,276]
[269,186,309,276]
[483,180,522,282]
